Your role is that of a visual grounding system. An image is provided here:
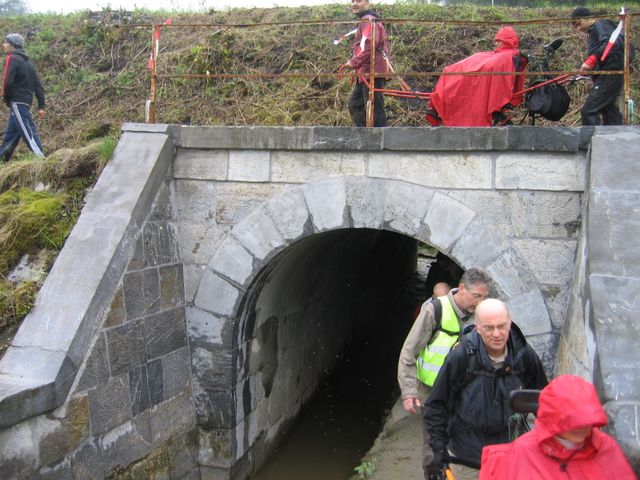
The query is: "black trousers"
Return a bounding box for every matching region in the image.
[348,78,387,127]
[581,74,624,126]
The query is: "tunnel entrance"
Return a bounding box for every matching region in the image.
[236,229,460,479]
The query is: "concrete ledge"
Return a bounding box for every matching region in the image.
[125,124,596,152]
[0,132,174,428]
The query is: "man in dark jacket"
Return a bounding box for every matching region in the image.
[337,0,391,127]
[424,298,548,480]
[570,7,626,125]
[0,33,46,162]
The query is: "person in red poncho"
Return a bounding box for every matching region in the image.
[429,26,526,127]
[479,374,636,480]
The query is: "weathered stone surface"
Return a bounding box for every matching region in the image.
[127,235,145,271]
[590,131,640,192]
[228,150,270,182]
[184,263,207,304]
[187,307,226,349]
[447,190,582,239]
[77,333,110,391]
[144,221,179,267]
[525,332,557,377]
[100,420,152,476]
[495,152,586,191]
[512,239,577,286]
[89,375,132,436]
[590,274,640,401]
[123,268,161,320]
[215,183,287,224]
[104,286,125,328]
[130,359,164,415]
[149,391,196,445]
[194,270,242,317]
[384,182,433,237]
[177,221,229,265]
[209,237,254,286]
[383,127,507,151]
[422,192,474,252]
[160,263,185,310]
[38,395,90,465]
[198,428,233,468]
[191,346,233,391]
[369,151,492,189]
[506,126,581,151]
[540,284,569,331]
[193,386,235,430]
[162,347,192,399]
[145,307,188,360]
[486,248,538,299]
[0,419,37,478]
[178,126,314,150]
[232,207,286,260]
[37,457,73,480]
[106,319,147,375]
[271,151,365,183]
[265,187,311,241]
[172,179,218,222]
[589,191,640,278]
[173,149,228,180]
[302,178,347,231]
[450,215,509,269]
[71,440,104,479]
[603,400,640,474]
[345,177,385,229]
[506,289,552,336]
[312,126,382,150]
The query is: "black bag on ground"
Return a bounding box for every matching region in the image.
[525,82,570,121]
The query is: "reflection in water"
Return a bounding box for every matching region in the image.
[252,297,418,480]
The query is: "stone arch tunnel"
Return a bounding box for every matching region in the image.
[0,125,638,479]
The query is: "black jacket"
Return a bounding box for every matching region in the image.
[587,19,625,71]
[1,49,45,109]
[425,322,548,467]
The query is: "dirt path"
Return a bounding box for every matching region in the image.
[351,398,424,480]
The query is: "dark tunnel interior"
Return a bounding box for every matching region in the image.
[236,228,461,479]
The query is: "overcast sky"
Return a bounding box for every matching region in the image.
[26,0,361,14]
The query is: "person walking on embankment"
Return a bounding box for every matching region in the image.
[337,0,391,127]
[0,32,46,163]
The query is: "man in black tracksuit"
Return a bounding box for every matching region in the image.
[424,299,548,480]
[0,33,46,162]
[570,7,626,125]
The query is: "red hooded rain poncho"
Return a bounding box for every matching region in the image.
[479,375,636,480]
[429,26,526,126]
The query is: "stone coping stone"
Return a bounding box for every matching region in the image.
[0,132,174,428]
[121,123,601,152]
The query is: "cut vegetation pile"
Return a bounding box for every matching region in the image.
[0,3,638,352]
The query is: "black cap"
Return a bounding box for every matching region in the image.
[570,7,593,19]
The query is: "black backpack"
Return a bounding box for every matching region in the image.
[525,82,571,121]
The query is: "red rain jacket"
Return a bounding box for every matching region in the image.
[347,11,391,78]
[430,26,525,126]
[479,375,636,480]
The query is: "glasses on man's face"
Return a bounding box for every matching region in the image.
[479,323,510,334]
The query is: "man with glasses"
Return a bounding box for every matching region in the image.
[397,266,492,479]
[570,7,626,125]
[424,299,548,480]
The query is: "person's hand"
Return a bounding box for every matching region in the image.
[337,63,352,75]
[402,397,421,414]
[426,450,447,480]
[37,109,45,119]
[580,62,592,71]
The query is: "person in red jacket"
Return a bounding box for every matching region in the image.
[479,374,636,480]
[337,0,391,127]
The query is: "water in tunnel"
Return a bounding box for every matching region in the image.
[237,229,436,480]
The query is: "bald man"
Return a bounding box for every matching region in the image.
[424,299,548,480]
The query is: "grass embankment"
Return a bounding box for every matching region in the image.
[0,3,637,353]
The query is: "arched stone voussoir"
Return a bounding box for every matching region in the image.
[231,206,287,262]
[418,192,476,253]
[344,176,386,229]
[450,214,511,270]
[383,181,434,237]
[506,289,552,336]
[207,235,255,288]
[194,268,244,318]
[301,177,348,232]
[485,247,541,300]
[264,186,312,242]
